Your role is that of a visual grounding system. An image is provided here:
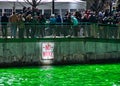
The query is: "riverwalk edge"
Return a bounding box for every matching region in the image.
[0,37,120,67]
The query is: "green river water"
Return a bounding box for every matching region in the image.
[0,64,120,86]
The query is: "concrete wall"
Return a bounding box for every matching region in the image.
[0,38,120,67]
[54,41,120,64]
[0,42,40,66]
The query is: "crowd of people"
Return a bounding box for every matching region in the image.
[0,6,120,38]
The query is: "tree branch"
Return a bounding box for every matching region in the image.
[24,0,33,6]
[36,0,42,6]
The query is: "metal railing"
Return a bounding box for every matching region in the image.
[0,22,120,39]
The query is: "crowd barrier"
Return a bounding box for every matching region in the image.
[0,22,120,39]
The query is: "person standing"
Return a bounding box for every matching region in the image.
[38,14,46,37]
[71,15,79,37]
[56,15,62,36]
[25,14,32,38]
[49,14,56,36]
[1,13,8,38]
[17,14,25,38]
[9,12,18,38]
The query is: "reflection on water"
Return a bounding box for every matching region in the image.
[40,65,53,70]
[0,64,120,86]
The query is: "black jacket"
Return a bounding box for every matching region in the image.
[1,15,8,25]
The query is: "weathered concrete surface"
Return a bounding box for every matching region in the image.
[53,41,120,64]
[0,42,40,67]
[0,38,120,67]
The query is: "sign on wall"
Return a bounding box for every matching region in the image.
[42,42,54,60]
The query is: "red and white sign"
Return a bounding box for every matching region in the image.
[42,42,54,60]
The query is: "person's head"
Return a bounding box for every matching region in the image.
[13,12,15,15]
[57,15,61,18]
[23,6,27,11]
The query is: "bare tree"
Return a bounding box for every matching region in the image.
[23,0,42,15]
[117,0,120,11]
[24,0,42,8]
[83,0,106,12]
[90,0,106,13]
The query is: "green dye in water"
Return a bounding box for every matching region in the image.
[0,64,120,86]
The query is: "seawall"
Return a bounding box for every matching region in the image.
[0,38,120,67]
